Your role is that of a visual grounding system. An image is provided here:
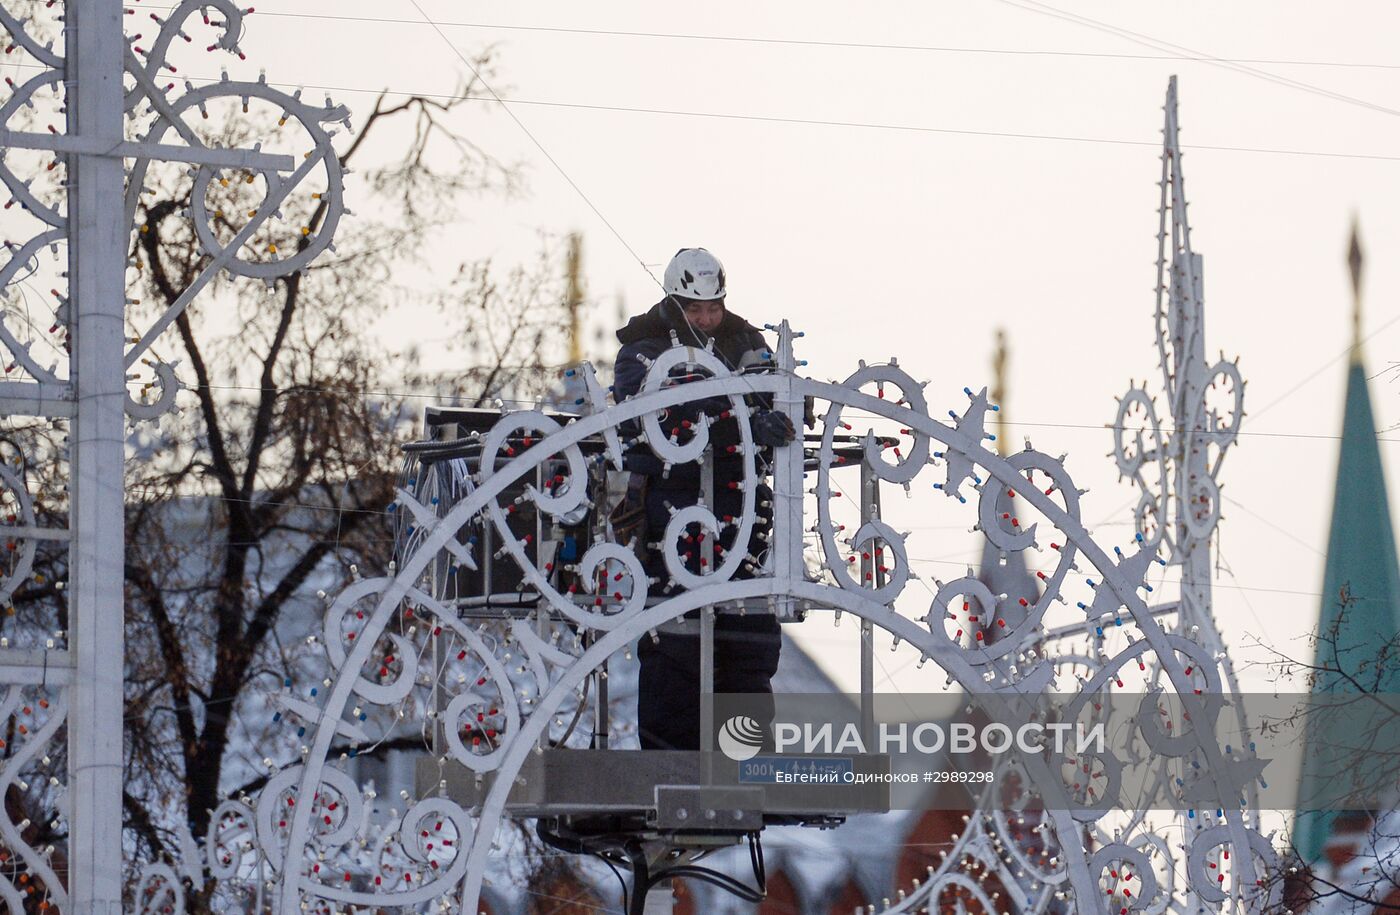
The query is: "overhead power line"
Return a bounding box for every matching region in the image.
[138,5,1400,72]
[151,378,1400,445]
[405,0,662,295]
[4,58,1399,163]
[1249,310,1400,420]
[995,0,1400,120]
[433,94,1400,163]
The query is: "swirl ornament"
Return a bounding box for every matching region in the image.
[0,25,1264,907]
[875,76,1270,915]
[1,2,351,913]
[0,13,70,396]
[119,2,350,418]
[132,316,1277,915]
[0,462,66,606]
[0,684,67,914]
[1,0,349,419]
[133,863,185,915]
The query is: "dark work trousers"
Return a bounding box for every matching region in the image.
[637,621,781,750]
[636,465,780,750]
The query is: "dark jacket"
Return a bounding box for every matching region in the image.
[612,298,780,637]
[614,298,768,396]
[613,298,771,489]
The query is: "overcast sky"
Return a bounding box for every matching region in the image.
[192,1,1400,705]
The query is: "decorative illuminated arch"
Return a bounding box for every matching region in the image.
[128,312,1275,914]
[110,66,1279,915]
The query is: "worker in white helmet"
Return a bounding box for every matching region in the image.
[612,247,796,750]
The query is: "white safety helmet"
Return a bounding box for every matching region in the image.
[663,247,727,301]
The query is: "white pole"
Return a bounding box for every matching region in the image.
[771,321,804,616]
[1176,251,1211,624]
[1163,80,1212,629]
[67,1,128,910]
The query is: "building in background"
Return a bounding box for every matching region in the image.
[1290,225,1400,913]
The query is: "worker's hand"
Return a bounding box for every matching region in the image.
[753,409,797,447]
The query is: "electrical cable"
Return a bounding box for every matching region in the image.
[1220,493,1324,558]
[537,817,768,912]
[995,0,1400,120]
[900,550,1344,600]
[1250,309,1400,421]
[749,831,766,890]
[511,880,628,915]
[406,0,665,298]
[623,840,649,915]
[420,833,1113,861]
[9,55,1400,164]
[596,851,630,915]
[283,92,1400,165]
[135,4,1400,72]
[837,405,1400,444]
[551,670,590,748]
[648,863,765,902]
[1214,543,1269,637]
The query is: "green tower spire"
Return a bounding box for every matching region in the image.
[1293,220,1400,861]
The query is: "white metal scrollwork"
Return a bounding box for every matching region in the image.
[2,1,348,910]
[149,299,1278,913]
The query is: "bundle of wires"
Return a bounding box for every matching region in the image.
[536,821,767,914]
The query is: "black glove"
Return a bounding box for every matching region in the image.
[753,409,797,447]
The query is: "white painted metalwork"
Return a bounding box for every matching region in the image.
[67,2,128,908]
[870,75,1266,915]
[1,2,347,911]
[129,77,1275,915]
[152,313,1278,914]
[0,11,1276,907]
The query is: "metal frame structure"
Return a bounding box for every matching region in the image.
[147,306,1272,914]
[0,8,1277,907]
[1,2,346,912]
[866,74,1262,915]
[1118,76,1247,696]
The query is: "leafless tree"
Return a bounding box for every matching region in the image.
[1249,588,1400,913]
[1,48,597,909]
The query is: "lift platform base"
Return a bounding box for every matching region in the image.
[415,749,890,833]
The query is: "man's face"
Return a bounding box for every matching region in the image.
[681,297,725,334]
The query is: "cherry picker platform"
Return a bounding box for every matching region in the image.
[398,403,900,910]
